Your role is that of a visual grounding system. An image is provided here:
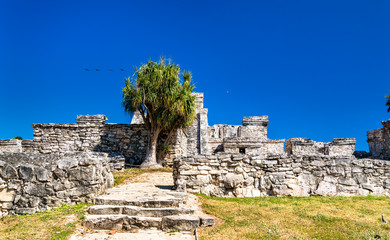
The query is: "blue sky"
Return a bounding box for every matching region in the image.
[0,0,389,151]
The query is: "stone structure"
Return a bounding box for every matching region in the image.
[3,92,390,200]
[367,119,390,160]
[173,153,390,197]
[286,138,356,157]
[0,93,210,167]
[0,139,22,153]
[0,152,113,216]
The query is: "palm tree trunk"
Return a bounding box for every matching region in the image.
[140,128,162,169]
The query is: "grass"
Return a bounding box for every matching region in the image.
[197,195,390,240]
[112,167,173,186]
[0,203,90,240]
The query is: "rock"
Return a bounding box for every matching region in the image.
[200,185,221,197]
[197,175,211,185]
[36,167,50,182]
[161,215,200,231]
[57,159,79,170]
[23,183,47,197]
[338,178,357,186]
[200,217,214,227]
[0,190,15,202]
[1,164,18,179]
[83,215,124,230]
[315,181,337,196]
[15,208,37,215]
[18,166,34,181]
[126,216,162,229]
[224,173,244,189]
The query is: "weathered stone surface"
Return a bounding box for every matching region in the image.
[174,153,390,197]
[84,215,124,230]
[200,217,215,227]
[18,166,34,181]
[224,173,244,188]
[126,216,162,229]
[0,190,15,202]
[161,215,200,231]
[88,205,122,215]
[315,181,337,196]
[0,152,113,216]
[367,120,390,160]
[36,167,50,182]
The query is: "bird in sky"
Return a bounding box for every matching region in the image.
[84,69,90,71]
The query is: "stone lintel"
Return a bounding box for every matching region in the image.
[242,116,269,126]
[286,138,314,146]
[332,138,356,145]
[76,114,107,124]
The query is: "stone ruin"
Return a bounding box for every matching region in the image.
[0,92,390,214]
[367,119,390,160]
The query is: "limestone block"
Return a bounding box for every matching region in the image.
[224,173,244,189]
[83,215,124,230]
[315,181,337,196]
[1,165,18,179]
[36,167,50,182]
[58,159,79,170]
[200,217,215,227]
[18,166,34,181]
[162,215,200,231]
[200,185,221,197]
[0,190,15,202]
[338,178,357,186]
[197,175,211,185]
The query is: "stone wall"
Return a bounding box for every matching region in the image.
[240,116,268,139]
[223,138,285,155]
[0,140,22,153]
[367,119,390,160]
[286,138,356,157]
[26,117,147,166]
[99,124,148,165]
[0,152,113,216]
[173,153,390,197]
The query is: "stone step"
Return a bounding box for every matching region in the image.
[94,198,182,208]
[88,205,195,217]
[83,214,207,231]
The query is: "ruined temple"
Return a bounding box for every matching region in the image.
[1,92,390,204]
[0,92,357,164]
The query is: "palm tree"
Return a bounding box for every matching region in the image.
[122,58,196,168]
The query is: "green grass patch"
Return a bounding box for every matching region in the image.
[197,195,390,240]
[113,167,172,186]
[0,203,90,240]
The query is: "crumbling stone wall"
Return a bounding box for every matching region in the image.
[0,140,22,153]
[0,152,113,216]
[24,116,146,166]
[367,119,390,160]
[286,138,356,157]
[173,153,390,197]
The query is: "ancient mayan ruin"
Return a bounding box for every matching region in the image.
[0,92,390,216]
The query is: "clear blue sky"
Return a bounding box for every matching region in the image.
[1,0,389,151]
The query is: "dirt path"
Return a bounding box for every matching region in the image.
[70,171,210,240]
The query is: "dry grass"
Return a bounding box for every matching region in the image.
[112,167,173,186]
[0,203,90,240]
[198,195,390,240]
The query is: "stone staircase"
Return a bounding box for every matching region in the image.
[83,172,214,232]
